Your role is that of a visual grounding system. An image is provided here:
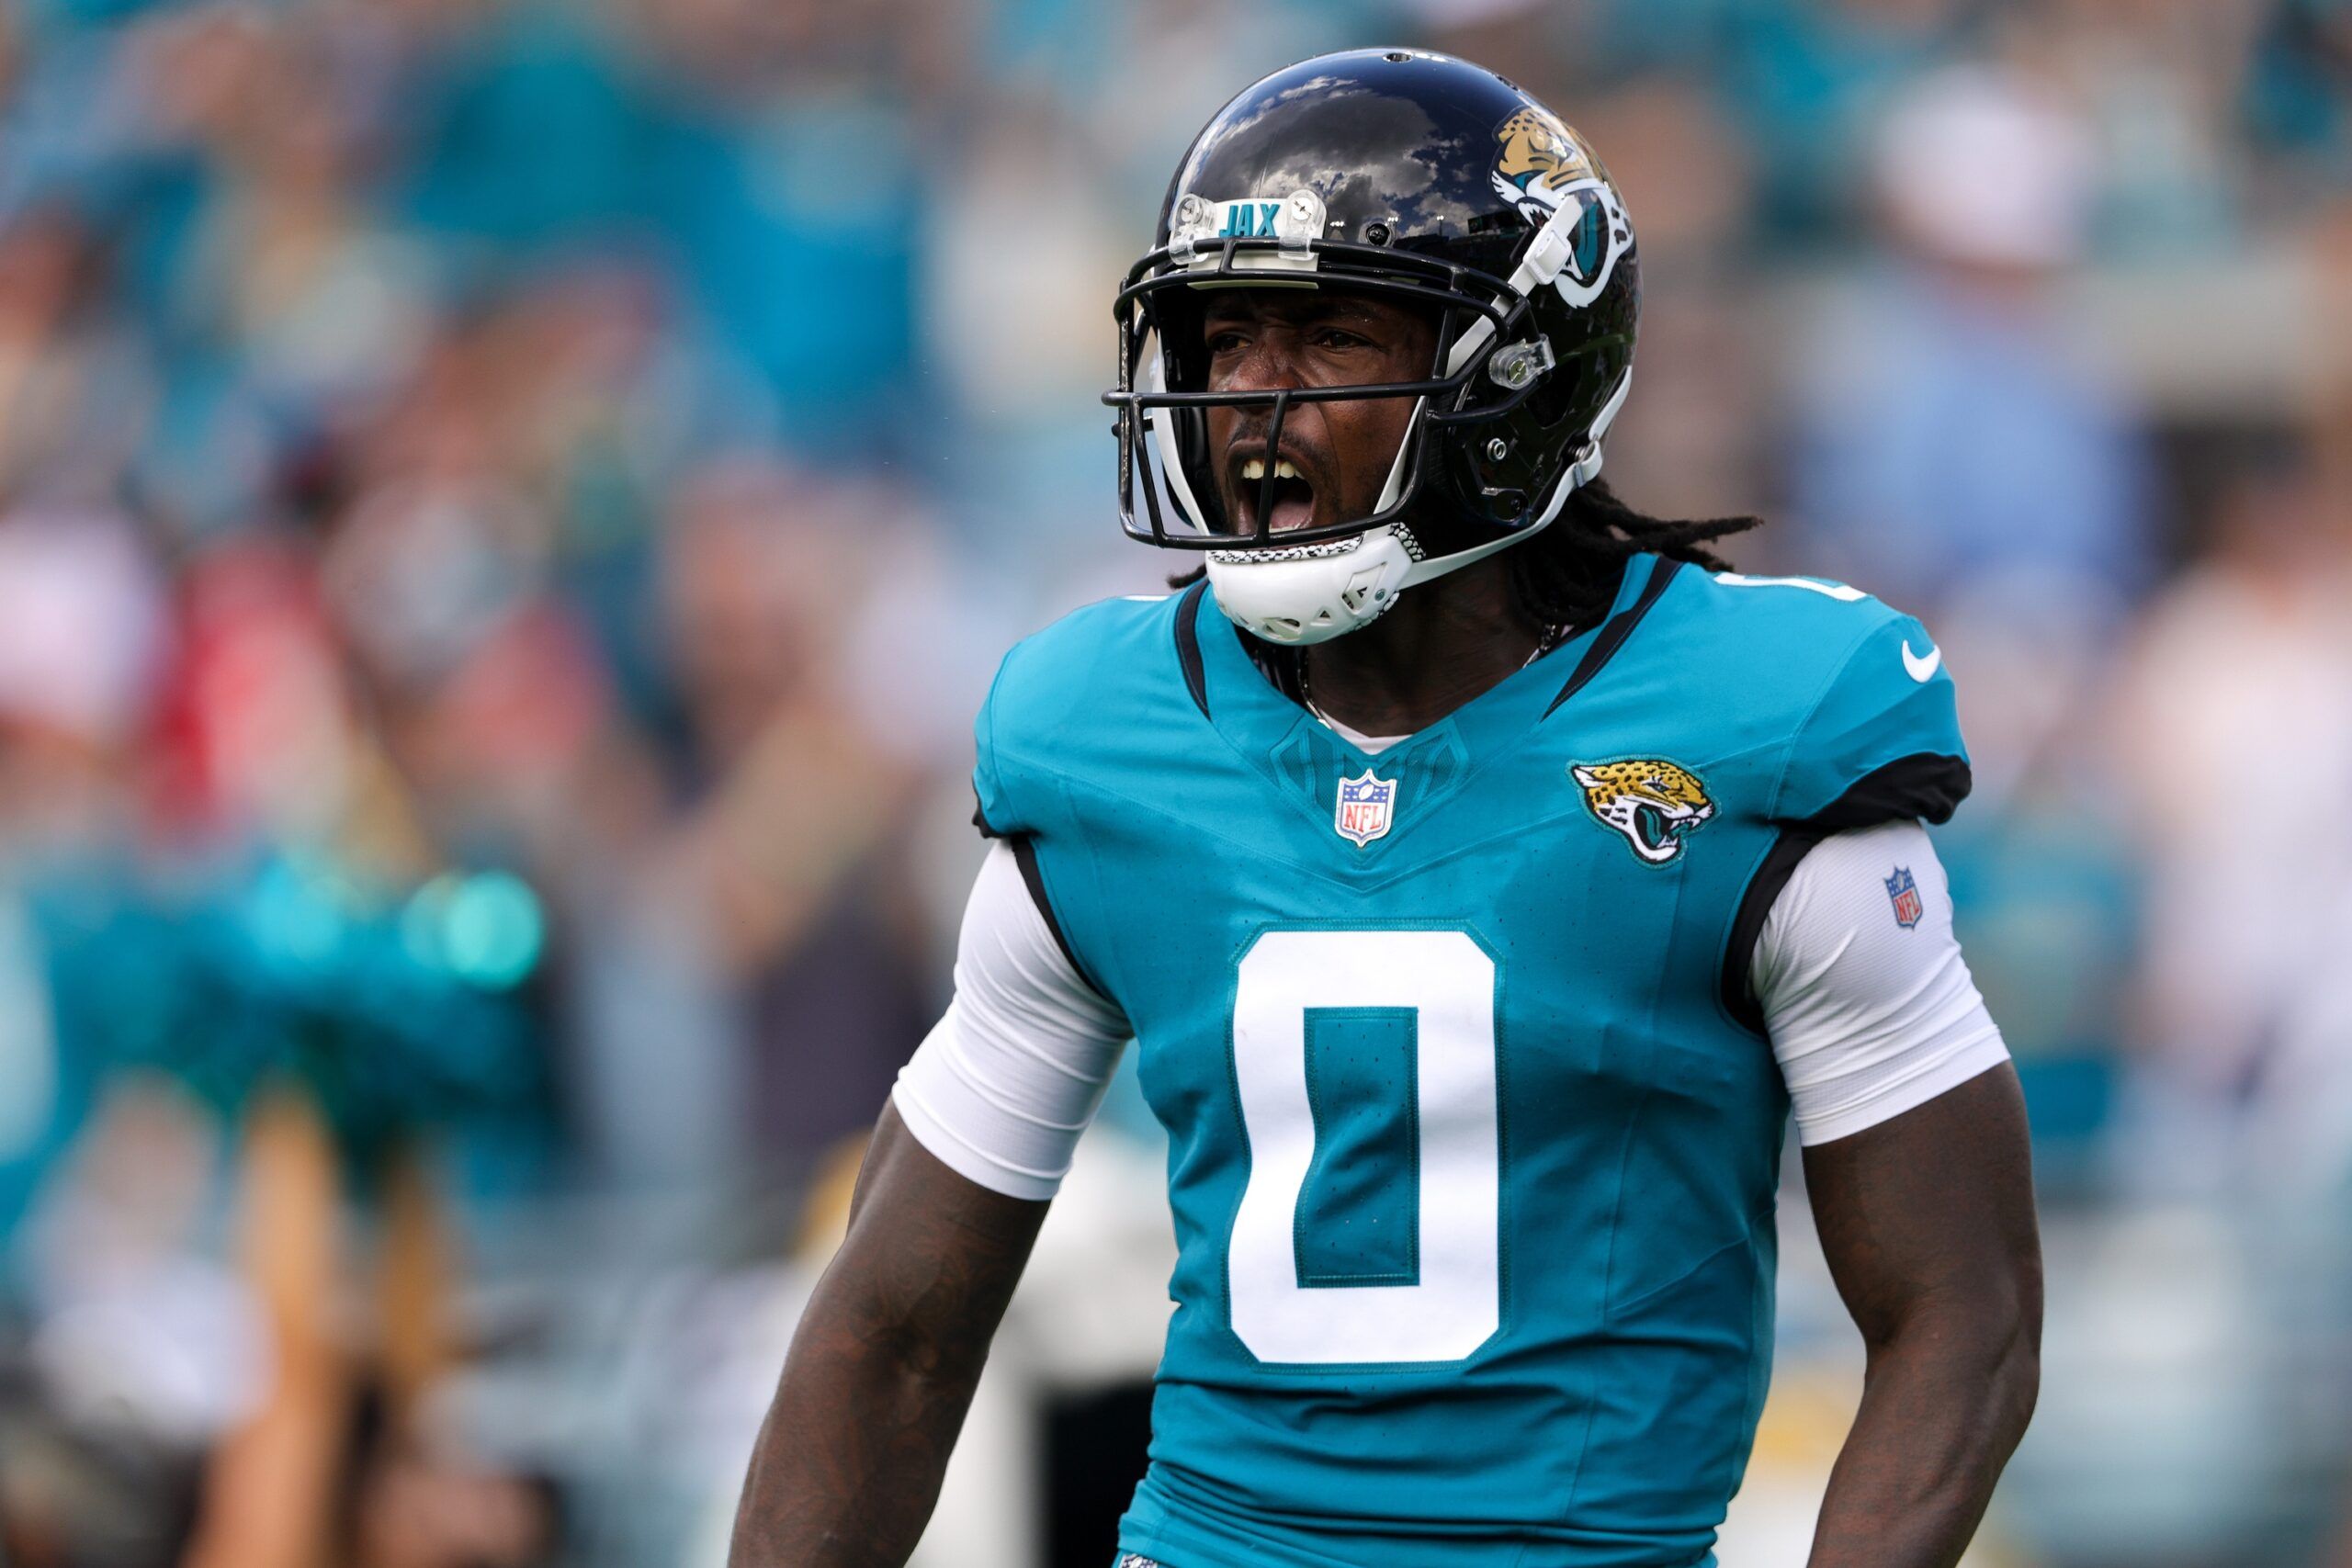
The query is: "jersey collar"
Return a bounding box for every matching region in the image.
[1182,554,1674,849]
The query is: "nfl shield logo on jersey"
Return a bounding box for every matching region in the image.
[1885,865,1924,930]
[1334,769,1399,848]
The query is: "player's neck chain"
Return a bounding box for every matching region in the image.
[1298,620,1570,733]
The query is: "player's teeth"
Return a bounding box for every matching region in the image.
[1242,459,1265,480]
[1276,460,1300,480]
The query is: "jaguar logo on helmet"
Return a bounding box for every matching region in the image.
[1493,109,1626,294]
[1494,107,1593,203]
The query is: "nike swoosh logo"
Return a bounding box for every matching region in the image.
[1902,640,1941,682]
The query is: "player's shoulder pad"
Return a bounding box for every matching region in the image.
[971,592,1195,839]
[1678,570,1971,829]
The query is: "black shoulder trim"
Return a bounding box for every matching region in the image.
[1173,580,1212,719]
[1544,558,1683,718]
[1797,752,1973,830]
[1720,827,1827,1036]
[971,791,1004,840]
[1009,835,1097,992]
[1721,750,1975,1034]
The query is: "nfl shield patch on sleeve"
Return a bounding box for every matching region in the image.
[1884,865,1924,929]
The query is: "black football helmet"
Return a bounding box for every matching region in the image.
[1104,49,1639,644]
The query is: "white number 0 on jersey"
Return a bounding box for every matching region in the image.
[1228,930,1499,1364]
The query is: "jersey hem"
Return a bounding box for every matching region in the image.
[1123,1470,1725,1568]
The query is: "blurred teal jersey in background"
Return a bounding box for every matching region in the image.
[973,557,1970,1567]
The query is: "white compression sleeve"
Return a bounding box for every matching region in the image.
[1753,821,2011,1146]
[892,841,1132,1200]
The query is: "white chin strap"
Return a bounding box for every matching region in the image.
[1206,364,1630,647]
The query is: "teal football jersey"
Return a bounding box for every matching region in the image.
[972,556,1970,1568]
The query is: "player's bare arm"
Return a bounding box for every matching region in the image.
[1805,1064,2043,1568]
[728,1104,1046,1568]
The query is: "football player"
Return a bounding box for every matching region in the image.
[732,50,2040,1568]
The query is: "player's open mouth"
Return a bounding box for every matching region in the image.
[1229,454,1319,535]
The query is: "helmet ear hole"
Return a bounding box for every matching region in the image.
[1527,355,1580,428]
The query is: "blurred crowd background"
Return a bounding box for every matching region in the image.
[0,0,2346,1563]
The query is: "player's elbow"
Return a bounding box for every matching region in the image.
[1991,1302,2041,1448]
[1867,1275,2041,1453]
[1986,1246,2045,1445]
[1952,1288,2044,1455]
[1976,1311,2040,1457]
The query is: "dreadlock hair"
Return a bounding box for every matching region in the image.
[1501,477,1760,637]
[1167,478,1762,643]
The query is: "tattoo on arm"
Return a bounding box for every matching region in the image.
[730,1102,1051,1568]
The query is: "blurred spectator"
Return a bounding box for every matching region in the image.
[554,458,937,1195]
[2108,437,2352,1188]
[401,2,646,253]
[1715,0,1982,248]
[0,206,156,504]
[624,0,934,455]
[0,502,166,1240]
[2244,0,2352,185]
[1999,0,2254,265]
[1789,63,2157,616]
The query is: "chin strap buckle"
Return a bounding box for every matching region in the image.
[1487,335,1555,390]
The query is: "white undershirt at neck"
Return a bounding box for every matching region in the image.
[1310,705,1410,755]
